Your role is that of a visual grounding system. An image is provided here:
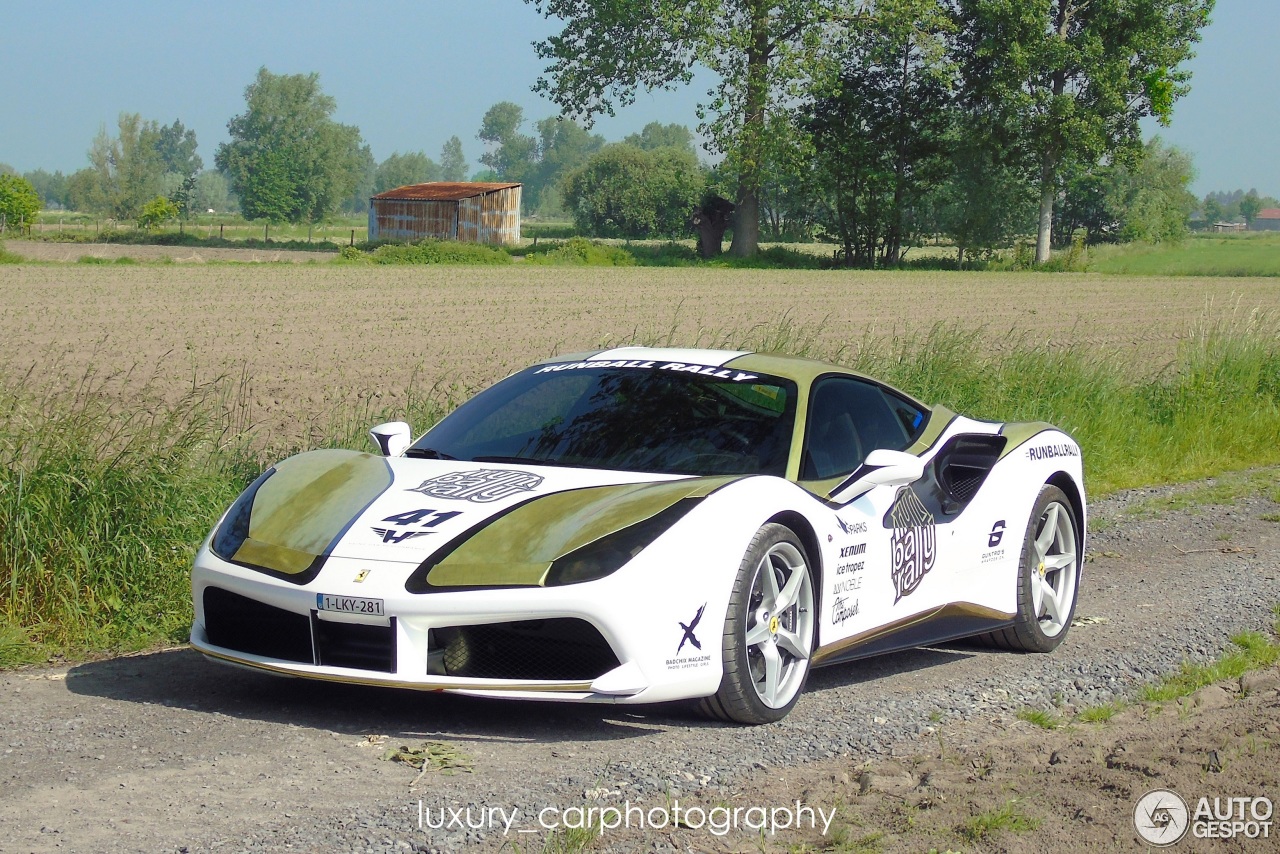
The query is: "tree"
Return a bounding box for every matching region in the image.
[934,139,1036,264]
[0,174,41,231]
[440,136,468,181]
[215,68,366,224]
[155,120,202,178]
[1201,195,1223,225]
[342,144,376,214]
[1110,138,1197,243]
[623,122,697,154]
[0,163,15,175]
[562,143,705,238]
[1239,190,1263,227]
[136,195,179,230]
[477,102,538,185]
[77,113,167,219]
[374,151,441,194]
[802,0,953,266]
[527,0,867,257]
[23,169,70,209]
[528,116,605,214]
[956,0,1214,263]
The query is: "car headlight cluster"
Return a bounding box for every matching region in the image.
[544,499,700,586]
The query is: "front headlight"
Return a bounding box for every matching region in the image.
[210,467,276,562]
[544,499,700,586]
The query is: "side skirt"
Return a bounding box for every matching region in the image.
[811,603,1014,668]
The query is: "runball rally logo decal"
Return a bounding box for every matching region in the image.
[890,487,936,603]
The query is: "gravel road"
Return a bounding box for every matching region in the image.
[2,476,1278,853]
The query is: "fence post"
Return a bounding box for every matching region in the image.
[350,229,355,246]
[220,223,224,240]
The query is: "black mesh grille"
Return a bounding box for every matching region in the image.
[428,619,619,681]
[945,468,985,501]
[203,587,313,664]
[312,615,397,673]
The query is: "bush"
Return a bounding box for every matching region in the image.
[365,238,512,265]
[524,237,636,266]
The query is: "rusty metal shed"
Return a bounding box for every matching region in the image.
[368,182,522,245]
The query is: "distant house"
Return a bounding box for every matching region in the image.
[367,182,522,245]
[1251,208,1280,232]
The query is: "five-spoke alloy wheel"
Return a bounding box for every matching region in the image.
[701,523,816,724]
[982,484,1081,652]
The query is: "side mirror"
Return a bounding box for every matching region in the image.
[369,421,412,457]
[829,449,924,505]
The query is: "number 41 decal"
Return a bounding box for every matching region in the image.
[371,508,462,544]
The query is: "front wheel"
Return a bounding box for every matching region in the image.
[699,524,816,724]
[982,484,1081,652]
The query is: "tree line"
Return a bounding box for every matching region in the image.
[2,2,1264,264]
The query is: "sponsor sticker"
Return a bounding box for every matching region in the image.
[408,470,543,503]
[667,604,712,670]
[889,487,936,603]
[533,360,758,383]
[1027,442,1079,462]
[831,597,859,626]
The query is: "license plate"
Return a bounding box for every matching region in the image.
[316,594,385,616]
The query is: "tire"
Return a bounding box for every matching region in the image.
[980,484,1081,652]
[698,523,816,724]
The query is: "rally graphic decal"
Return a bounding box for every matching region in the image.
[407,470,544,503]
[889,487,936,603]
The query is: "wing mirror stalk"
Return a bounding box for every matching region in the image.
[369,421,412,457]
[829,449,924,504]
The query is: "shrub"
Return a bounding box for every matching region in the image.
[367,238,511,265]
[524,237,636,266]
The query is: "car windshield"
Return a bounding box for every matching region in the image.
[411,361,798,476]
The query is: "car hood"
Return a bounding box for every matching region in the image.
[227,449,738,585]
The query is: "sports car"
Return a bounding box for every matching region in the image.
[191,347,1085,724]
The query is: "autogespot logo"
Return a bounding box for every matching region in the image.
[1134,789,1190,847]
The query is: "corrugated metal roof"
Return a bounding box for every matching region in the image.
[371,182,522,201]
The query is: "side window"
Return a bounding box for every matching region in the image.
[801,377,924,480]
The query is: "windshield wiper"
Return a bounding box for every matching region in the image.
[471,455,566,467]
[403,447,458,460]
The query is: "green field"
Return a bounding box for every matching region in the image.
[1088,231,1280,276]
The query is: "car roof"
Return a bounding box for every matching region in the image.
[530,346,924,407]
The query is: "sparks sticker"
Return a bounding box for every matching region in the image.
[889,487,936,603]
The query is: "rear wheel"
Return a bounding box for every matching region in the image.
[981,484,1080,652]
[699,524,816,724]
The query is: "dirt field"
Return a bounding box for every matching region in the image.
[2,256,1278,438]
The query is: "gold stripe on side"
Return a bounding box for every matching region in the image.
[810,603,1013,666]
[997,422,1058,460]
[199,646,594,693]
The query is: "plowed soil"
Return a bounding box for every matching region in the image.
[2,255,1279,439]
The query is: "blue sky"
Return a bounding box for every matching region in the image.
[2,0,1275,197]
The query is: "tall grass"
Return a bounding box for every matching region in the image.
[2,313,1279,665]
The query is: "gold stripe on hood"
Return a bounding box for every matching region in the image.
[234,449,392,575]
[426,475,738,588]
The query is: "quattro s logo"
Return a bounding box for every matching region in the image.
[988,520,1006,548]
